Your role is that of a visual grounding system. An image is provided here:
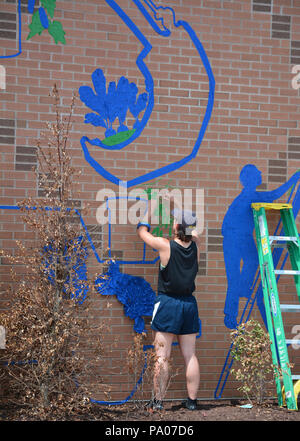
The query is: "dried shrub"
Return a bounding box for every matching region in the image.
[126,333,156,406]
[0,86,109,420]
[126,333,179,409]
[230,319,276,405]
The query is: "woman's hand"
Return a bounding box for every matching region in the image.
[191,229,199,241]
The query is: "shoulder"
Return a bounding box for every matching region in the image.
[151,236,170,253]
[153,236,169,244]
[192,240,198,249]
[156,237,170,249]
[138,228,170,251]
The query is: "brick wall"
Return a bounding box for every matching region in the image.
[0,0,299,402]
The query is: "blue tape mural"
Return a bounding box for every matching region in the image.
[0,0,22,59]
[2,0,210,405]
[90,319,202,406]
[79,69,149,148]
[77,0,212,403]
[0,202,158,332]
[26,0,66,45]
[214,172,300,400]
[222,164,300,331]
[0,206,90,305]
[105,196,159,265]
[0,204,200,405]
[94,195,158,333]
[0,0,66,60]
[43,236,89,305]
[79,0,215,188]
[95,260,156,334]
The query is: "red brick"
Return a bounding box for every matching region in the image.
[0,0,299,403]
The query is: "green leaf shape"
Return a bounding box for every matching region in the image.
[47,20,66,45]
[27,10,44,40]
[41,0,56,18]
[101,129,136,146]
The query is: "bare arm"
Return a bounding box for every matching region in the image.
[137,198,170,253]
[191,229,201,262]
[261,171,300,202]
[137,226,169,252]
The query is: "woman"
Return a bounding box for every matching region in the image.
[137,198,201,411]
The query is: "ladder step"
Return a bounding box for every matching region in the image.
[274,270,300,275]
[269,236,298,242]
[286,339,300,345]
[252,203,300,410]
[280,304,300,312]
[252,202,292,211]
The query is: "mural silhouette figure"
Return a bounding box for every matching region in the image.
[79,0,215,188]
[222,164,300,330]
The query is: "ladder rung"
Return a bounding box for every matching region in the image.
[286,339,300,345]
[269,236,298,242]
[280,304,300,312]
[252,203,292,211]
[252,204,300,409]
[274,270,300,275]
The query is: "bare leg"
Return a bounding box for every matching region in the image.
[153,331,174,400]
[178,333,199,400]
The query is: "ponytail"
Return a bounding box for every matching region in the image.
[175,224,192,243]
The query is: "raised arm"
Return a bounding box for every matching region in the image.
[191,229,201,262]
[261,171,300,202]
[137,198,169,252]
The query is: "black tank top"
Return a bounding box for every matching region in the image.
[157,240,198,296]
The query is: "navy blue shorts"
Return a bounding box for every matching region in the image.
[151,293,200,335]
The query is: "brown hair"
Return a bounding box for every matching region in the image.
[175,224,192,243]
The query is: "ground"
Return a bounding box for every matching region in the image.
[97,399,300,422]
[2,399,300,421]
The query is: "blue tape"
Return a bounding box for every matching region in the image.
[0,200,159,266]
[0,204,141,404]
[0,0,22,59]
[27,0,36,14]
[0,203,201,405]
[79,0,154,152]
[79,0,215,188]
[105,196,159,264]
[39,7,49,29]
[214,181,300,399]
[91,318,201,406]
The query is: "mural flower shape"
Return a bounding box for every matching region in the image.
[79,68,148,141]
[79,0,215,187]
